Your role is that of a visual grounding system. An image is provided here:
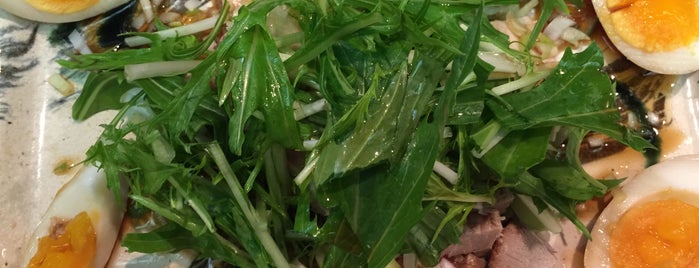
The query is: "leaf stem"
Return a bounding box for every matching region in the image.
[490,69,552,95]
[292,155,319,189]
[283,12,384,70]
[207,143,291,268]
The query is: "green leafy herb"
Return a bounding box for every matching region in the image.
[63,0,653,266]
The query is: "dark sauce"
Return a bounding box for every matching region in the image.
[577,22,676,167]
[614,81,662,166]
[88,1,138,49]
[49,0,137,51]
[48,22,77,46]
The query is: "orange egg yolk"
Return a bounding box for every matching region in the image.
[26,0,98,14]
[609,199,699,268]
[27,211,97,268]
[607,0,699,52]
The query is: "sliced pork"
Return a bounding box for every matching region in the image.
[453,253,487,268]
[442,211,503,258]
[488,223,561,268]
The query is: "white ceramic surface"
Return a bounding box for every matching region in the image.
[0,10,115,267]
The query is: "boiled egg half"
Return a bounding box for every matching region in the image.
[0,0,129,23]
[592,0,699,74]
[23,165,125,268]
[584,155,699,267]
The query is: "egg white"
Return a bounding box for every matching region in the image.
[0,0,129,23]
[591,0,699,75]
[584,155,699,267]
[23,165,125,268]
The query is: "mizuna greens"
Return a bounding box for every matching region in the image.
[62,0,654,267]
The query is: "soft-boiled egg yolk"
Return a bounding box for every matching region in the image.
[0,0,129,23]
[608,199,699,267]
[607,0,699,53]
[27,211,97,268]
[592,0,699,74]
[585,155,699,267]
[23,166,125,268]
[25,0,98,14]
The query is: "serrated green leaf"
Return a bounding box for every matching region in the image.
[487,44,654,152]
